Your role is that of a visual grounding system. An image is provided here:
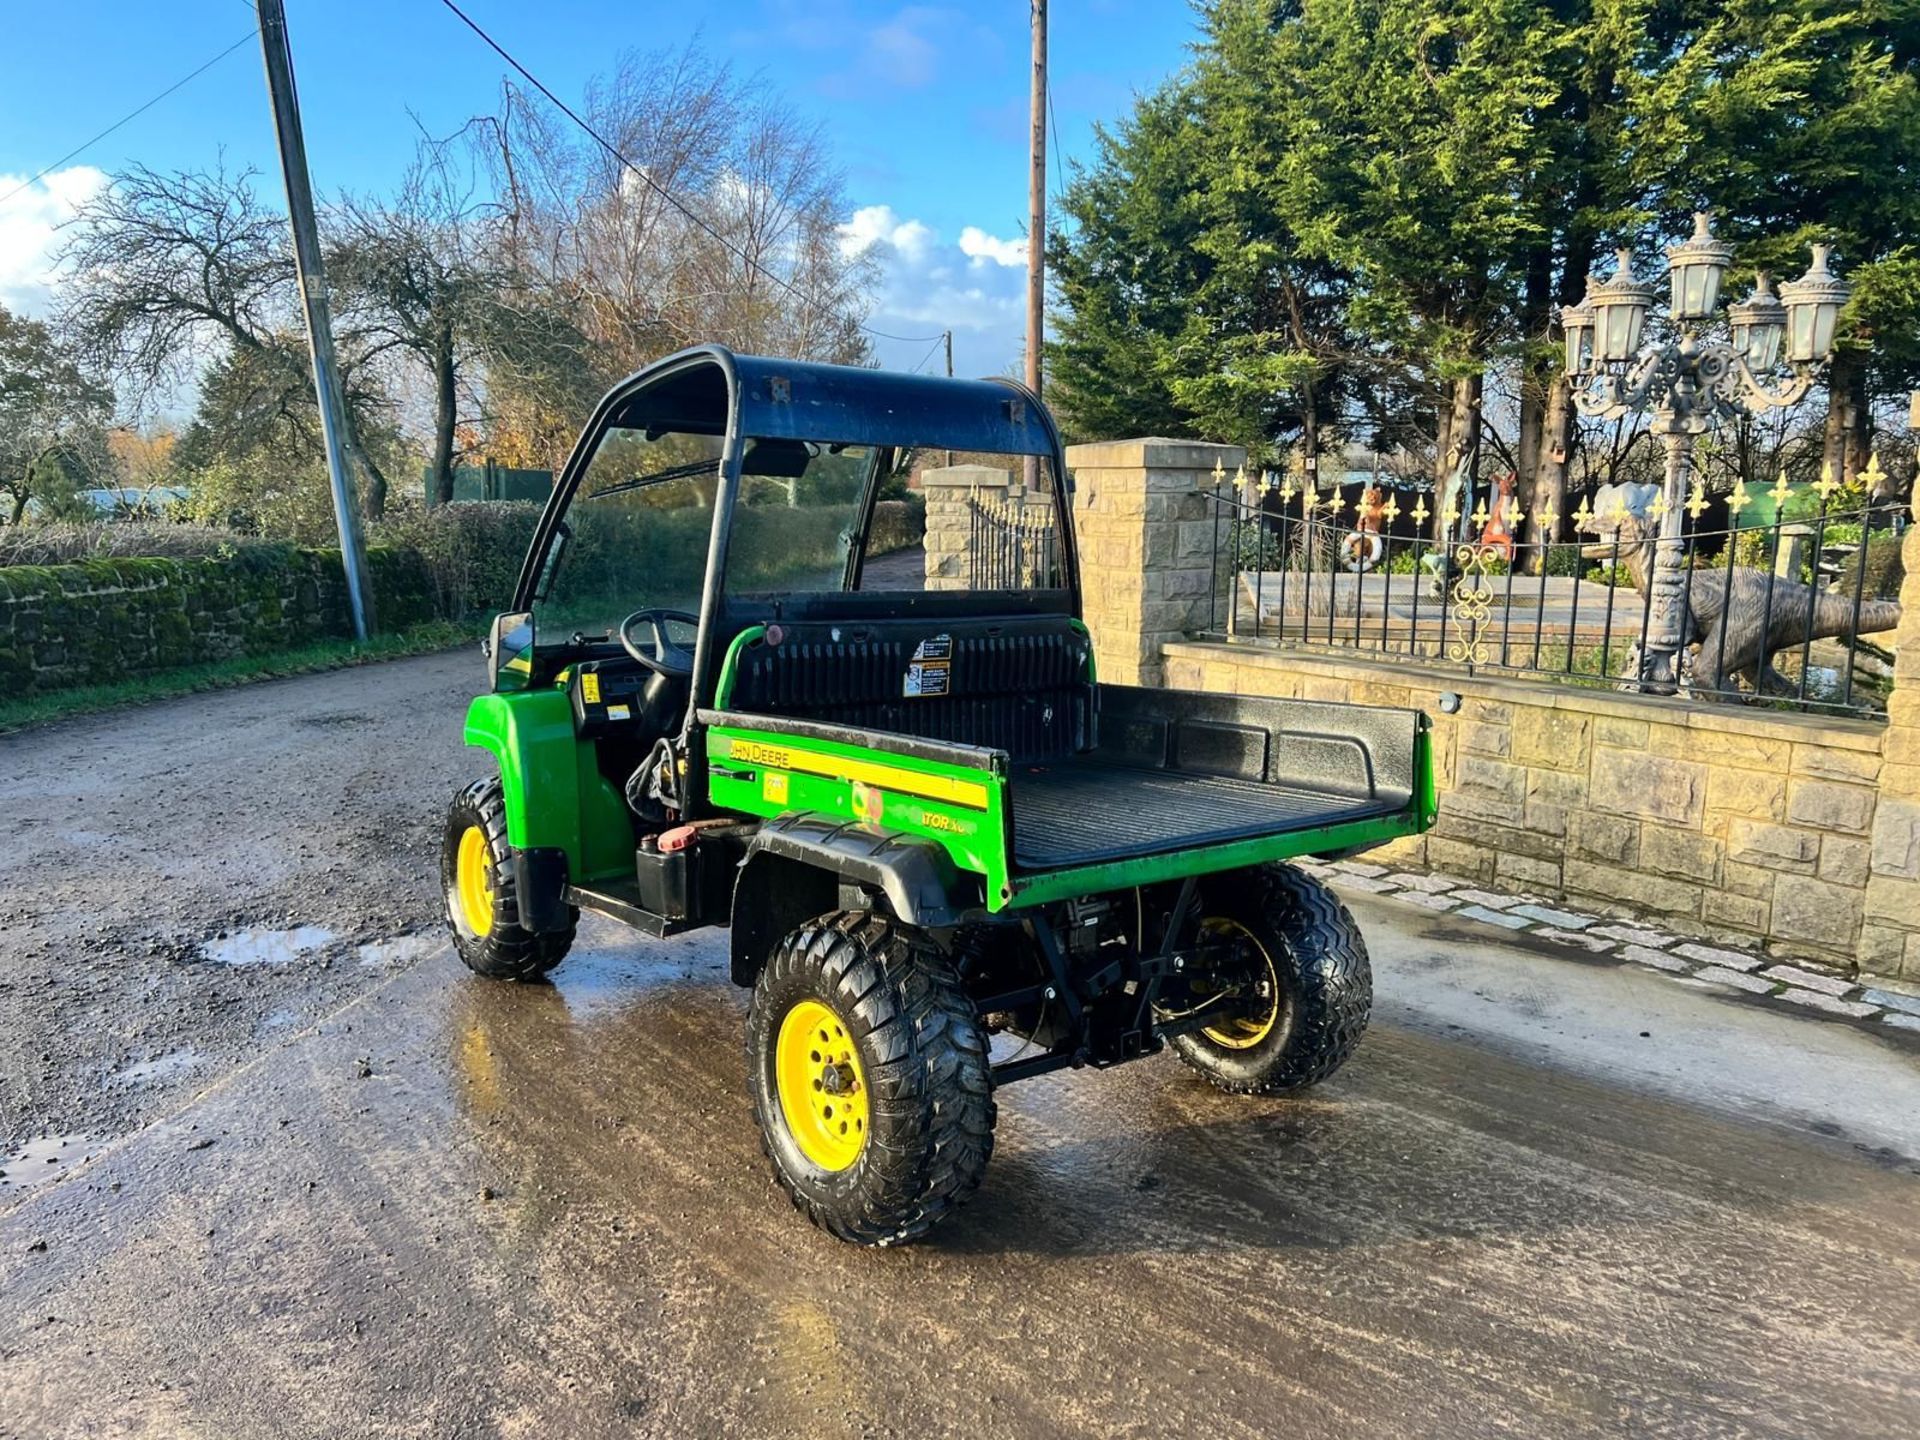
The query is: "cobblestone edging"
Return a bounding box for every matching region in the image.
[1303,857,1920,1038]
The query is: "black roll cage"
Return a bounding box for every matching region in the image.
[511,345,1081,716]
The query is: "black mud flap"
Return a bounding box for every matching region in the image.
[512,847,572,932]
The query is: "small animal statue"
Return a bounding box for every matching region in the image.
[1589,512,1901,697]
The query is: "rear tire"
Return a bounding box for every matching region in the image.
[440,777,575,982]
[747,911,994,1246]
[1170,863,1370,1094]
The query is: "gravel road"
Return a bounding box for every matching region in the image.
[0,648,486,1160]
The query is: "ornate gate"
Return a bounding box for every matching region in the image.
[966,493,1061,590]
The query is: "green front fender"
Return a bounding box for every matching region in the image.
[463,690,634,884]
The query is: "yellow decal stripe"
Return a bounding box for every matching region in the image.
[724,735,990,809]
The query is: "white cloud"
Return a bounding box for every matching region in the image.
[838,204,1030,377]
[958,226,1026,268]
[0,166,106,316]
[839,204,936,264]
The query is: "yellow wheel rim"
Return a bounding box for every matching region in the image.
[455,825,495,938]
[1201,916,1281,1050]
[775,999,869,1172]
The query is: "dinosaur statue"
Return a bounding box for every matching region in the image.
[1585,512,1901,698]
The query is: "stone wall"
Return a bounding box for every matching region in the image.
[1066,438,1241,686]
[1163,642,1894,975]
[1062,432,1920,981]
[0,546,437,696]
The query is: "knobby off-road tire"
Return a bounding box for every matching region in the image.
[747,911,995,1246]
[441,777,575,982]
[1170,863,1371,1094]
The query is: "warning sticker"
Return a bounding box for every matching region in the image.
[903,634,952,698]
[581,671,602,704]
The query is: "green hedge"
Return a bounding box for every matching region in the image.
[0,546,441,697]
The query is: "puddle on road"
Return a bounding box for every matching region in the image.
[1,1134,102,1193]
[116,1049,206,1085]
[357,933,442,968]
[199,925,335,967]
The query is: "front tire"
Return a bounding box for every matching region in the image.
[747,911,995,1246]
[440,777,575,982]
[1170,863,1371,1094]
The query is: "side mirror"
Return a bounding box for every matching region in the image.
[487,611,535,692]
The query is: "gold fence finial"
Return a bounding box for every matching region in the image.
[1813,459,1842,505]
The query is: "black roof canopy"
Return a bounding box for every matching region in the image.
[605,345,1058,458]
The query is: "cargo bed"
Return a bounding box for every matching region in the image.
[1008,685,1427,876]
[1009,758,1402,870]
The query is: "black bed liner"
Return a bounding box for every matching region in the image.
[1008,758,1399,868]
[1008,685,1423,874]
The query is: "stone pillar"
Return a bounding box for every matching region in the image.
[920,464,1011,591]
[1865,490,1920,978]
[1065,437,1245,687]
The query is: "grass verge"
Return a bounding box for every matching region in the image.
[0,621,478,733]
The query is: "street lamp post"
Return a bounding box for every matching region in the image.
[1562,213,1849,693]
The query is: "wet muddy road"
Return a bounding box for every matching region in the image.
[3,656,1919,1436]
[0,650,485,1160]
[4,904,1919,1437]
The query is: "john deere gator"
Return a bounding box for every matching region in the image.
[441,345,1436,1245]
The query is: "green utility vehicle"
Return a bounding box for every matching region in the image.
[442,346,1435,1245]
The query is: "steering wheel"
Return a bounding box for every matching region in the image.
[617,608,698,679]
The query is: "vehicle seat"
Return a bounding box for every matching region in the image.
[721,616,1092,761]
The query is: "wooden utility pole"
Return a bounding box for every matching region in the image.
[1026,0,1047,400]
[945,330,955,467]
[256,0,374,640]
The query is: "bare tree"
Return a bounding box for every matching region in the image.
[480,40,874,388]
[57,163,395,515]
[332,132,514,506]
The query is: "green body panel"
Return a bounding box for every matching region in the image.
[706,722,1015,905]
[464,690,634,883]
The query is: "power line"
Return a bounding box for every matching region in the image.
[868,323,951,344]
[432,0,946,349]
[0,28,259,209]
[911,332,945,374]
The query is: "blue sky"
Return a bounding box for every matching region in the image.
[0,0,1204,378]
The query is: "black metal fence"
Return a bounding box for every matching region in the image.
[968,493,1062,591]
[1200,485,1903,717]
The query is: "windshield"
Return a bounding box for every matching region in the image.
[531,426,723,634]
[724,440,874,597]
[533,423,1066,630]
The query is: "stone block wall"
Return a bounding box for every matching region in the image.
[1066,438,1242,686]
[0,546,437,696]
[1859,506,1920,974]
[1162,642,1895,974]
[1055,431,1920,980]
